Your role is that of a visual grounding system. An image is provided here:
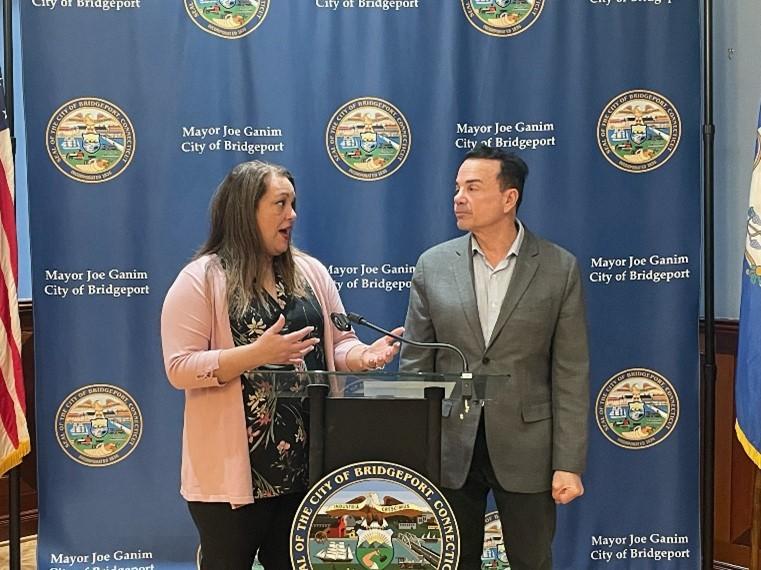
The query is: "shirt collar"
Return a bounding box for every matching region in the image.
[471,219,525,261]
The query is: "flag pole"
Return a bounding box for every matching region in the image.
[3,1,21,569]
[3,0,11,136]
[752,469,760,570]
[701,0,717,568]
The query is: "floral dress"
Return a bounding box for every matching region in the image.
[229,279,326,499]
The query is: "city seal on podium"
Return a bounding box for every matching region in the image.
[597,90,681,173]
[595,368,679,449]
[290,461,459,569]
[184,0,269,39]
[55,384,143,466]
[326,97,411,181]
[482,511,511,569]
[46,98,135,184]
[461,0,545,38]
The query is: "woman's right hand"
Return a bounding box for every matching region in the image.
[213,315,321,384]
[252,314,320,365]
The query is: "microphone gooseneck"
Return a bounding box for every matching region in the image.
[330,311,470,373]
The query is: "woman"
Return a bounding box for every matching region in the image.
[161,161,402,569]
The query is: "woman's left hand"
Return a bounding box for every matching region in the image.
[360,326,405,370]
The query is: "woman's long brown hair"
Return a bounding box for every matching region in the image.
[196,161,305,318]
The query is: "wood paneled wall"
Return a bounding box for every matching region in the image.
[0,301,37,541]
[712,320,757,569]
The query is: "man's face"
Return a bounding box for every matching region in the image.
[453,158,517,233]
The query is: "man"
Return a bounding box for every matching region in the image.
[399,145,589,570]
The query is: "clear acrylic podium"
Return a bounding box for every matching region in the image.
[262,371,494,486]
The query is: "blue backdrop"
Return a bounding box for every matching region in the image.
[21,2,701,568]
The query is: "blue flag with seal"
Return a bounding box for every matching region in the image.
[736,102,761,469]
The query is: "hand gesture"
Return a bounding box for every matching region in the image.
[360,326,404,369]
[254,315,320,366]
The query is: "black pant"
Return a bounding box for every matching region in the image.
[444,415,556,570]
[188,493,305,570]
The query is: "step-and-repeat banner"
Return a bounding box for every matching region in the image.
[21,2,700,569]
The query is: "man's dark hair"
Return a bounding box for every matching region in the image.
[463,144,529,210]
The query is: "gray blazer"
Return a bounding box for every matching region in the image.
[399,230,589,493]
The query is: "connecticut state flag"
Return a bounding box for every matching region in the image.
[736,103,761,470]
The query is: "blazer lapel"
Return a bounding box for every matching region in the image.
[452,236,485,352]
[486,230,540,350]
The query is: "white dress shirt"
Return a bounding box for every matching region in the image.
[471,220,525,344]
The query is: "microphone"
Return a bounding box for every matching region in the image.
[330,311,470,374]
[330,312,352,332]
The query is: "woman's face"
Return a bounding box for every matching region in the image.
[255,174,297,258]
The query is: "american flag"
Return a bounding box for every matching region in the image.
[0,71,30,476]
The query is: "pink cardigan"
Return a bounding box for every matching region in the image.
[161,253,362,504]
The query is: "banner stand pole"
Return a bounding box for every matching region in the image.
[701,0,717,569]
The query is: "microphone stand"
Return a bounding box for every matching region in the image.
[343,312,471,375]
[331,312,477,415]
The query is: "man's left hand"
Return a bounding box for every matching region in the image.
[552,471,584,505]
